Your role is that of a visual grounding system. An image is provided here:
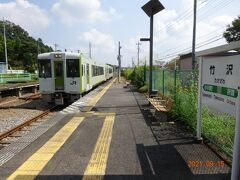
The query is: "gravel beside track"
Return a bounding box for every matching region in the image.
[0,98,50,134]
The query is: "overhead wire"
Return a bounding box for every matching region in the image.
[155,0,235,61]
[155,35,224,61]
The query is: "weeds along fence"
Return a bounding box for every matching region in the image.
[0,73,38,84]
[145,69,235,157]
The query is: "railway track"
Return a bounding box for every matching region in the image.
[0,106,57,142]
[0,93,41,109]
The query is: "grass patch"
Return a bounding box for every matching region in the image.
[172,79,235,156]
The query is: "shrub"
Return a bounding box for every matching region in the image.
[172,77,235,156]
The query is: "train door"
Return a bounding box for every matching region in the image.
[86,63,90,89]
[54,61,64,90]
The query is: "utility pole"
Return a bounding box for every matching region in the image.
[117,41,122,83]
[3,17,8,71]
[89,41,92,59]
[136,41,141,66]
[192,0,197,70]
[37,39,40,54]
[132,57,134,68]
[54,43,58,52]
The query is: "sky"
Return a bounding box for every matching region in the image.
[0,0,239,67]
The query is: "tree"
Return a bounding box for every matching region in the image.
[0,20,53,72]
[223,16,240,43]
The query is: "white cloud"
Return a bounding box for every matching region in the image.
[210,15,233,27]
[0,0,49,33]
[139,0,236,62]
[52,0,118,24]
[78,29,115,56]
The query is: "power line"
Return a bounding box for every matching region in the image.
[155,0,234,59]
[164,0,208,33]
[158,32,224,57]
[197,0,235,22]
[156,36,224,61]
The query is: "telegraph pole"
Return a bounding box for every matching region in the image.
[192,0,197,70]
[3,17,8,71]
[136,42,141,66]
[54,43,58,52]
[132,57,134,68]
[117,41,122,83]
[89,41,92,59]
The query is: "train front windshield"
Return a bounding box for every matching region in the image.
[67,59,80,78]
[38,60,52,78]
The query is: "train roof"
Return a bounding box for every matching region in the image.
[38,52,81,59]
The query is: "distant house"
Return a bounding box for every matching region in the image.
[179,52,197,70]
[179,50,239,70]
[0,62,7,73]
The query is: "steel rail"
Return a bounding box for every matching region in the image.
[0,106,56,141]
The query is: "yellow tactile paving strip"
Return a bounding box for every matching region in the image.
[7,117,85,180]
[87,79,116,110]
[83,114,115,180]
[7,79,116,179]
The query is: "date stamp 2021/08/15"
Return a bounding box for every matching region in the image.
[188,160,225,168]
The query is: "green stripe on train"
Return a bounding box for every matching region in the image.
[80,55,83,93]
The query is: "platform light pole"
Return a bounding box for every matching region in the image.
[141,0,165,98]
[117,41,122,83]
[136,42,141,66]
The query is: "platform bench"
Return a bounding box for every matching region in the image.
[146,93,173,112]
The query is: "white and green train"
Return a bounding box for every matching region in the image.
[38,52,113,105]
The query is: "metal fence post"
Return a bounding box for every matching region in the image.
[174,70,177,101]
[162,70,165,96]
[197,57,203,140]
[144,64,146,83]
[231,86,240,180]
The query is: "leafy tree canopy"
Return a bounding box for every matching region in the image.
[223,16,240,43]
[0,20,53,73]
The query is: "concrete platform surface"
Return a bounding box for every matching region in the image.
[0,79,231,180]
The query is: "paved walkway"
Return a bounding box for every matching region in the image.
[0,79,231,179]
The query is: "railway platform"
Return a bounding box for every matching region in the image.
[0,79,231,179]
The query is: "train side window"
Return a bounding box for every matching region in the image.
[38,60,51,78]
[67,59,80,77]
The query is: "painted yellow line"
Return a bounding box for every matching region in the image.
[83,115,115,179]
[88,78,116,109]
[76,112,115,117]
[8,79,115,179]
[7,117,85,180]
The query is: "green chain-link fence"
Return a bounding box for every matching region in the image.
[146,69,235,157]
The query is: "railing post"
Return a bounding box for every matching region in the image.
[174,70,177,101]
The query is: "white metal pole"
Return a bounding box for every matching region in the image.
[231,86,240,180]
[197,57,203,140]
[3,17,8,71]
